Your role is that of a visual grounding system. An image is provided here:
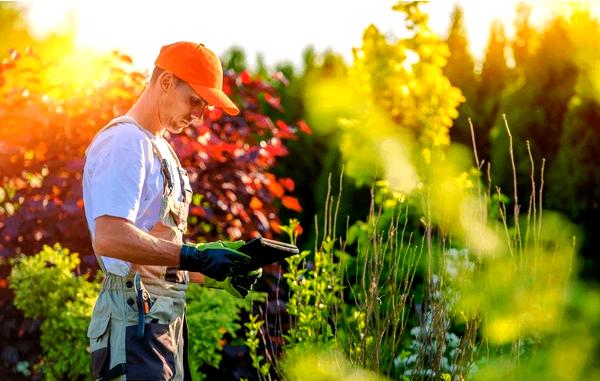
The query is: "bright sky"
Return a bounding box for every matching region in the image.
[23,0,600,72]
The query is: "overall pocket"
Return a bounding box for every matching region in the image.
[125,296,177,380]
[125,323,176,380]
[87,314,111,379]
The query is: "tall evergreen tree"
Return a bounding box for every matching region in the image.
[444,4,476,95]
[221,46,248,72]
[512,2,536,71]
[489,16,578,224]
[548,98,600,278]
[480,20,509,98]
[546,11,600,279]
[255,53,269,79]
[301,45,317,76]
[477,20,509,159]
[443,4,479,153]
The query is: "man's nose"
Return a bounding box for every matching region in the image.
[190,115,201,123]
[190,109,204,123]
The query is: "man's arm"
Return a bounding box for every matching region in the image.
[95,216,251,282]
[94,215,180,266]
[95,216,205,284]
[189,272,205,284]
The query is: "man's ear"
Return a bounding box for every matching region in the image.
[158,70,176,92]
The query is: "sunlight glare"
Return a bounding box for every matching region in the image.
[25,0,600,74]
[25,0,77,38]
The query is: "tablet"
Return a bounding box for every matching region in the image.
[238,237,300,269]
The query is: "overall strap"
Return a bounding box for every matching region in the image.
[162,138,191,203]
[86,115,174,196]
[122,118,185,200]
[85,116,141,156]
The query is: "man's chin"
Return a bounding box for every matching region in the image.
[166,124,186,135]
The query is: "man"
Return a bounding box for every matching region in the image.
[83,42,261,381]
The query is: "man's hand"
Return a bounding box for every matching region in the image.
[180,240,250,281]
[204,268,263,298]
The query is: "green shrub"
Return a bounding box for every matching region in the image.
[9,244,101,381]
[186,284,262,380]
[282,215,343,349]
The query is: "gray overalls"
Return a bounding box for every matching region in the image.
[85,116,193,381]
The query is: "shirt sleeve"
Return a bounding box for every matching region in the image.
[87,127,147,223]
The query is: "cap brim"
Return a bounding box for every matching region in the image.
[190,84,240,116]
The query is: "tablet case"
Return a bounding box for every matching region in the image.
[238,237,299,269]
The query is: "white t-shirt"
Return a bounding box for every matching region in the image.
[83,117,188,276]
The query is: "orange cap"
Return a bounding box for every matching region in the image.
[155,41,239,116]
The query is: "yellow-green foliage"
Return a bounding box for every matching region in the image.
[304,1,464,190]
[9,244,100,381]
[281,344,387,381]
[352,4,463,148]
[473,283,600,381]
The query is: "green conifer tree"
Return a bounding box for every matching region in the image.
[221,46,248,72]
[489,17,577,195]
[512,2,536,71]
[443,4,480,153]
[478,20,509,160]
[546,11,600,279]
[547,98,600,278]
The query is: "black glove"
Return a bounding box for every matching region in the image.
[231,268,263,297]
[180,241,251,281]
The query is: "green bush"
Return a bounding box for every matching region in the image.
[186,284,262,380]
[9,244,101,381]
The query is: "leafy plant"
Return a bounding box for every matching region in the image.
[343,189,423,376]
[185,284,260,380]
[283,199,343,349]
[244,313,271,380]
[9,244,100,380]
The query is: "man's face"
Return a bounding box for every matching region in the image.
[158,74,208,134]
